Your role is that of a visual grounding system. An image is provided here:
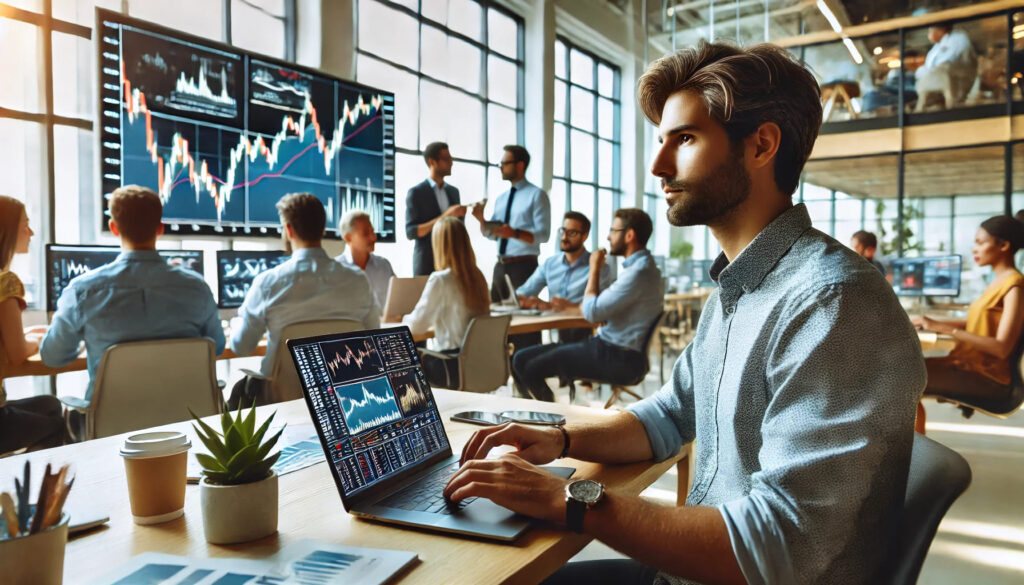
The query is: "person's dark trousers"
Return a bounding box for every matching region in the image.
[556,327,592,344]
[491,256,542,353]
[512,337,646,402]
[541,559,658,585]
[0,395,67,452]
[420,348,461,389]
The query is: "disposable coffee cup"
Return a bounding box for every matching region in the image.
[120,431,191,525]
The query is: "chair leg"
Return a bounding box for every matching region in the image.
[915,401,926,435]
[958,405,975,419]
[604,387,621,409]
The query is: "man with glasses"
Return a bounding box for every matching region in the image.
[406,142,465,276]
[517,211,613,344]
[471,145,551,304]
[507,208,663,402]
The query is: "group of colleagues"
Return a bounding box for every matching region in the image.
[0,138,665,452]
[4,36,1024,585]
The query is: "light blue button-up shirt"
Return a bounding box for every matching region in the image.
[427,177,449,212]
[230,247,381,375]
[627,204,925,585]
[336,249,395,309]
[581,249,663,353]
[486,179,551,257]
[516,250,613,303]
[39,250,225,401]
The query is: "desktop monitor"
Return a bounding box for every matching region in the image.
[46,244,205,311]
[890,254,962,297]
[216,249,290,309]
[690,259,717,288]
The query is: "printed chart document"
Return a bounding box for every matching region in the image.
[92,540,418,585]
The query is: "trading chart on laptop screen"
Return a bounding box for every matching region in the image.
[291,329,449,498]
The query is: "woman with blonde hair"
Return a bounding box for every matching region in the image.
[403,217,490,388]
[0,196,65,451]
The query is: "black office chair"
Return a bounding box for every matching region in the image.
[931,342,1024,419]
[569,312,666,408]
[882,433,971,585]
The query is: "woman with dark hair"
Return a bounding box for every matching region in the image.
[914,214,1024,407]
[0,195,65,452]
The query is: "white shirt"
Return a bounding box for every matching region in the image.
[402,268,479,351]
[336,249,396,308]
[230,247,381,375]
[427,177,449,214]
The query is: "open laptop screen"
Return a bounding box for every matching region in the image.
[289,327,451,500]
[216,249,289,309]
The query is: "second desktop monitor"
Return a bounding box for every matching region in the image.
[216,249,290,309]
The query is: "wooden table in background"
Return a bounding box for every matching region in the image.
[0,391,683,584]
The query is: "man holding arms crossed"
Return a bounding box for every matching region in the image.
[445,41,924,585]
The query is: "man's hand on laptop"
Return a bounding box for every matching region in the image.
[459,422,564,465]
[443,452,569,523]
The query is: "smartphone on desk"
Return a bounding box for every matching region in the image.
[500,411,566,426]
[450,411,510,426]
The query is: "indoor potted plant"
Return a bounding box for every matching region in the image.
[191,403,284,544]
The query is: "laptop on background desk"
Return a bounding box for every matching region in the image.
[287,326,573,541]
[491,274,542,316]
[382,276,429,320]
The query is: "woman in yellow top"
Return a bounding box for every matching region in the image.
[0,196,65,452]
[914,215,1024,409]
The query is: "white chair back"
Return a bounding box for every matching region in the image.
[456,314,512,393]
[90,338,220,439]
[269,319,365,403]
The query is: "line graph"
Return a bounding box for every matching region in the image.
[321,337,385,384]
[335,377,403,435]
[388,370,430,416]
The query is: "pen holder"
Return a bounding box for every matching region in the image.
[0,513,69,585]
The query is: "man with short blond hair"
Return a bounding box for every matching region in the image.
[41,185,225,410]
[446,41,924,585]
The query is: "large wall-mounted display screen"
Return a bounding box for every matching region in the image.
[97,9,396,240]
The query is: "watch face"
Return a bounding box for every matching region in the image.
[569,480,603,504]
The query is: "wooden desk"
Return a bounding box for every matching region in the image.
[918,330,956,353]
[0,391,682,584]
[6,343,268,379]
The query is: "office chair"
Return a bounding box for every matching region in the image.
[571,312,667,408]
[931,343,1024,420]
[240,319,364,405]
[882,433,971,585]
[418,314,512,393]
[60,338,222,440]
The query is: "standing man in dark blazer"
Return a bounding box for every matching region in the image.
[405,142,465,276]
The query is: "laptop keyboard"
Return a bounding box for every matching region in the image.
[378,463,479,515]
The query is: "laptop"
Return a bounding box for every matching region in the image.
[381,276,429,320]
[491,274,542,316]
[287,326,574,541]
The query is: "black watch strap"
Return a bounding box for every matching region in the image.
[566,496,586,533]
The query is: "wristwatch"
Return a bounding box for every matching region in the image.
[565,479,605,533]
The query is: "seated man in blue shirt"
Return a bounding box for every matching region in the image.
[230,193,380,382]
[445,41,924,585]
[510,208,663,403]
[40,185,225,417]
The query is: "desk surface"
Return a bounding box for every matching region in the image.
[0,391,679,585]
[5,312,593,380]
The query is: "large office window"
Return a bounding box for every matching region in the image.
[355,0,524,276]
[0,1,294,310]
[552,37,621,255]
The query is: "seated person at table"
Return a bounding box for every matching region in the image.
[510,208,663,402]
[850,230,886,275]
[913,215,1024,407]
[445,41,924,585]
[336,209,395,308]
[230,193,380,386]
[402,217,489,389]
[40,186,224,417]
[0,196,65,452]
[913,22,978,112]
[517,211,613,344]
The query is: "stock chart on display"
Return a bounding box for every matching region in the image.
[290,328,449,498]
[46,244,205,311]
[215,249,289,309]
[97,9,396,240]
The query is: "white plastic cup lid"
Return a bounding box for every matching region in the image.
[120,431,191,459]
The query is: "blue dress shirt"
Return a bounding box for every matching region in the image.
[626,204,925,585]
[427,177,449,212]
[485,179,551,257]
[230,247,381,375]
[516,250,613,303]
[39,250,225,401]
[581,249,663,353]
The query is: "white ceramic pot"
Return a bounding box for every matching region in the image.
[200,471,278,544]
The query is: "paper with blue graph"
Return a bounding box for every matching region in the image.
[91,540,417,585]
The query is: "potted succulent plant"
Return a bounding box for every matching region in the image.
[191,403,284,544]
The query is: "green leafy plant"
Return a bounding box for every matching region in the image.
[190,403,284,486]
[669,239,694,260]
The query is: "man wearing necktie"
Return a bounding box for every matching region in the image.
[471,145,551,304]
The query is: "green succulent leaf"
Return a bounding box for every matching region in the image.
[195,453,226,472]
[251,412,277,445]
[192,424,229,463]
[224,422,246,454]
[242,404,257,438]
[255,427,285,461]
